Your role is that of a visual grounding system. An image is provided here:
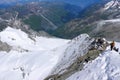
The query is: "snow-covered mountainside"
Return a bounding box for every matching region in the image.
[104,0,120,10]
[102,0,120,19]
[45,34,96,80]
[52,34,94,74]
[0,27,97,80]
[1,26,120,80]
[0,27,70,80]
[67,43,120,80]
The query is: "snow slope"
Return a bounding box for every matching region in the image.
[0,27,69,51]
[43,34,95,80]
[2,26,120,80]
[67,42,120,80]
[0,27,70,80]
[51,34,94,75]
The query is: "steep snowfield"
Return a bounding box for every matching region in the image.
[67,43,120,80]
[51,34,94,75]
[0,27,70,80]
[44,34,95,80]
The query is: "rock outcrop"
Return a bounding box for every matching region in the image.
[0,40,12,52]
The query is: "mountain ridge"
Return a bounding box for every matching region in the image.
[52,0,120,41]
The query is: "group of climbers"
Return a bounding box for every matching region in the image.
[91,38,119,52]
[91,38,109,51]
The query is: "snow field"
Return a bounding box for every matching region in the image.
[0,27,70,80]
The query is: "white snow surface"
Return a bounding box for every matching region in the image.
[67,42,120,80]
[51,34,94,75]
[0,27,70,80]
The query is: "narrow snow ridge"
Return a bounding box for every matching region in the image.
[67,42,120,80]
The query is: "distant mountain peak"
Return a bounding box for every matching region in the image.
[104,0,120,10]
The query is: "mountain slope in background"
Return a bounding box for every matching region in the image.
[0,0,102,7]
[0,0,117,41]
[53,0,120,41]
[0,2,82,33]
[40,0,102,7]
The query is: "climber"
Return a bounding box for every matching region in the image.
[110,41,115,51]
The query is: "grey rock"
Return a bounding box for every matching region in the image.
[0,40,12,52]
